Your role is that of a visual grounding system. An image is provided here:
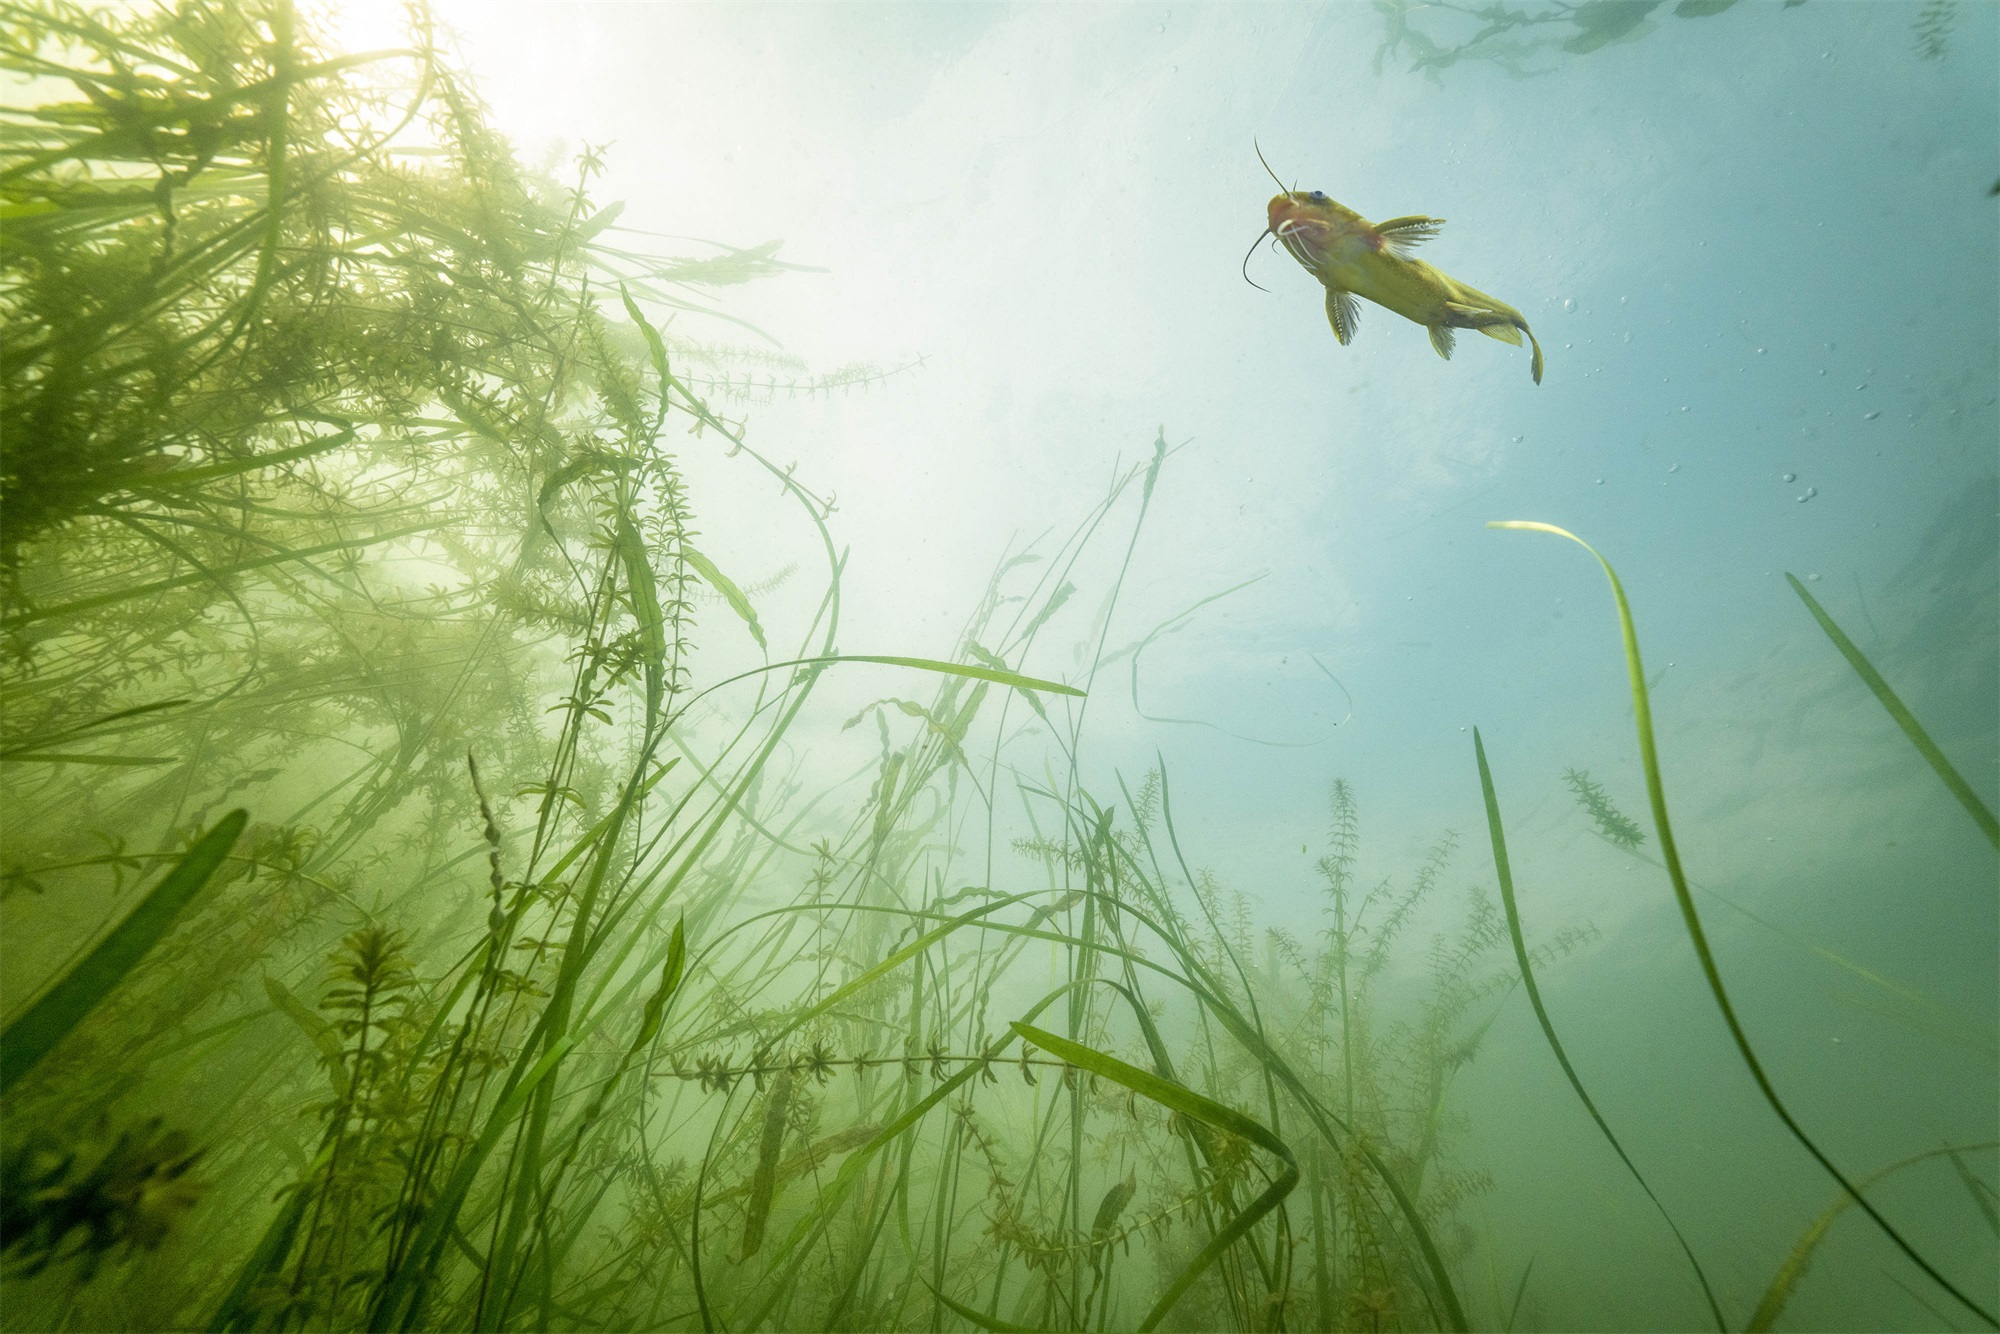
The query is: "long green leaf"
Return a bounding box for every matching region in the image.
[2,810,247,1091]
[924,1280,1048,1333]
[619,284,672,411]
[702,653,1081,702]
[1746,1142,1998,1331]
[616,513,668,728]
[1473,728,1726,1331]
[0,753,178,766]
[1786,573,1998,849]
[1010,1022,1298,1333]
[370,1036,577,1329]
[683,545,766,651]
[3,520,441,627]
[1491,519,1998,1330]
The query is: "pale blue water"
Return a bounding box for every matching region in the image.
[363,2,2000,1327]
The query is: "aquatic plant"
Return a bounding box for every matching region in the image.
[1489,519,2000,1330]
[6,3,1988,1332]
[1373,0,1808,81]
[1912,0,1957,60]
[1560,768,1646,850]
[1,7,1518,1332]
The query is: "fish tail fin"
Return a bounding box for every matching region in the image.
[1522,321,1544,384]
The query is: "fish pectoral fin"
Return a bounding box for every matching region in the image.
[1375,215,1445,256]
[1428,324,1456,360]
[1325,287,1361,346]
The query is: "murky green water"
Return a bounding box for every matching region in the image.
[2,3,1992,1330]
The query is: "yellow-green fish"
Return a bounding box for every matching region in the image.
[1252,156,1544,384]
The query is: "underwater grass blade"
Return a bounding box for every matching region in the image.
[1505,1256,1536,1333]
[1010,1022,1298,1333]
[2,520,443,628]
[616,512,669,730]
[1474,729,1728,1331]
[1,809,246,1092]
[369,1037,578,1330]
[924,1279,1049,1333]
[682,655,1082,716]
[618,280,674,432]
[1951,1150,2000,1237]
[1152,764,1471,1330]
[683,545,767,651]
[1785,572,1998,849]
[1745,1141,1998,1332]
[1491,519,2000,1329]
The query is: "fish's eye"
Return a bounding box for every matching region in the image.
[1308,190,1328,203]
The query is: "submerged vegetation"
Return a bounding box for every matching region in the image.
[1,3,1993,1332]
[1370,0,1965,80]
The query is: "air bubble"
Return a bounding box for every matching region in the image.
[1562,297,1576,313]
[1756,347,1766,355]
[1510,434,1523,444]
[1782,473,1796,482]
[1797,486,1817,502]
[1806,573,1822,581]
[1668,463,1680,473]
[1679,405,1689,413]
[1595,477,1606,485]
[1863,410,1880,421]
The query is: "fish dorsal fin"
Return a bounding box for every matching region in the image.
[1428,324,1456,360]
[1375,215,1444,255]
[1325,287,1361,346]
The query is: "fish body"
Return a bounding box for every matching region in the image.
[1268,190,1544,384]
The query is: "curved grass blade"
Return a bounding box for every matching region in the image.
[1952,1150,2000,1237]
[836,655,1082,696]
[619,280,673,432]
[1491,519,1999,1330]
[1146,767,1472,1328]
[1746,1141,1999,1332]
[683,545,766,651]
[616,512,668,730]
[0,753,178,766]
[1474,729,1727,1331]
[368,1036,577,1330]
[1786,572,1998,849]
[1009,1022,1298,1333]
[0,696,190,759]
[1,809,247,1092]
[681,654,1082,720]
[2,520,441,628]
[924,1279,1049,1333]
